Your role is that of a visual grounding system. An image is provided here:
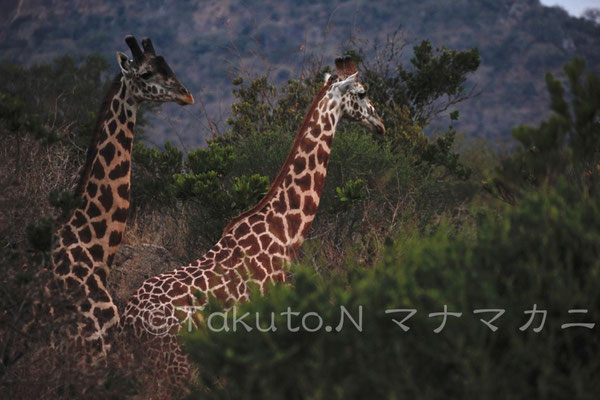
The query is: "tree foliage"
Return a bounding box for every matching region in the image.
[171,142,270,245]
[488,57,600,202]
[181,55,599,398]
[0,55,115,147]
[186,182,600,399]
[131,141,184,209]
[358,40,479,179]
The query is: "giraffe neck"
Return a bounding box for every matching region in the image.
[223,83,342,252]
[122,83,346,377]
[53,73,138,285]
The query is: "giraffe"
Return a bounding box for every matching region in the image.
[121,57,384,379]
[46,35,194,358]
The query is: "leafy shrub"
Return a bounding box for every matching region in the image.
[334,178,367,209]
[131,141,184,209]
[0,55,117,148]
[0,93,51,141]
[185,182,600,399]
[154,41,479,259]
[173,141,271,247]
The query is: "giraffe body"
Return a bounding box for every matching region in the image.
[122,58,384,378]
[46,36,194,357]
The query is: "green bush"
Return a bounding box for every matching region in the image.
[334,178,367,209]
[124,41,478,254]
[0,93,51,141]
[131,141,184,209]
[0,55,116,147]
[185,182,600,399]
[172,141,271,246]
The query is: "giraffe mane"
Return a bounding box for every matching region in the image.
[73,72,124,198]
[221,76,336,236]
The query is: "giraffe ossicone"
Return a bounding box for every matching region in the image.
[122,56,384,379]
[46,35,194,359]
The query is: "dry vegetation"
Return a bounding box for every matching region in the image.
[0,131,192,399]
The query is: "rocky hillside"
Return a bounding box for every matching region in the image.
[1,0,599,147]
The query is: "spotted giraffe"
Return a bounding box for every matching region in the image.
[122,57,384,378]
[47,35,194,358]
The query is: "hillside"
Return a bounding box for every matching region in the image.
[1,0,599,147]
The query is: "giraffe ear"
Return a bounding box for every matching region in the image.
[116,52,132,75]
[332,72,357,95]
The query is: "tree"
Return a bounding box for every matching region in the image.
[488,57,600,202]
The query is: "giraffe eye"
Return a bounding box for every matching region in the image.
[358,92,366,99]
[140,71,153,80]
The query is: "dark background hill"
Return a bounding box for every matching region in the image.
[1,0,599,148]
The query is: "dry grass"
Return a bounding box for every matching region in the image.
[0,132,191,398]
[1,320,189,399]
[0,133,78,250]
[124,208,191,261]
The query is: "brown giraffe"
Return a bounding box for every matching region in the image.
[47,35,194,358]
[122,57,384,378]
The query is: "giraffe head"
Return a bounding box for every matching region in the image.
[325,57,385,134]
[116,35,194,106]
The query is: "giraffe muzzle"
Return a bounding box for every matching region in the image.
[177,92,195,105]
[362,116,385,134]
[374,119,385,135]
